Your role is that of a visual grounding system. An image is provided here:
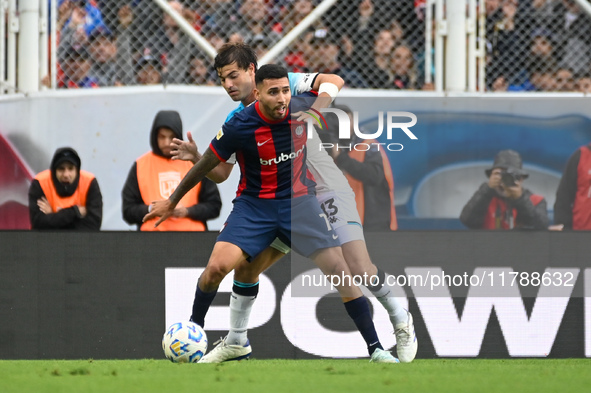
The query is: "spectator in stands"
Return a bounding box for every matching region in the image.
[202,24,227,51]
[187,55,216,86]
[280,0,317,34]
[136,55,162,85]
[362,29,395,88]
[305,30,368,88]
[491,75,509,91]
[390,44,419,89]
[577,75,591,93]
[248,36,271,60]
[122,110,221,231]
[551,0,591,76]
[236,0,281,46]
[553,142,591,230]
[460,149,549,230]
[488,0,531,87]
[58,0,109,59]
[530,65,557,91]
[113,3,136,86]
[555,68,576,91]
[320,105,398,231]
[60,45,99,88]
[284,34,311,73]
[88,28,122,86]
[29,147,102,230]
[198,0,238,34]
[142,0,195,84]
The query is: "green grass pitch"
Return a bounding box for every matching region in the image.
[1,359,589,393]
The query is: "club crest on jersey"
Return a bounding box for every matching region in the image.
[295,125,304,137]
[216,129,224,140]
[159,171,181,198]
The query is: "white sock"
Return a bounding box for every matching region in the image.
[226,292,256,346]
[372,284,408,327]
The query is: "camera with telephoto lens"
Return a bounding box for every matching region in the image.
[501,168,521,187]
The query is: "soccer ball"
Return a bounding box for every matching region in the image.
[162,321,208,363]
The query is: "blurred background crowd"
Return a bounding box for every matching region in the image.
[52,0,591,92]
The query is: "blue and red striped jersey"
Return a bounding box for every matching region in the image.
[210,93,317,199]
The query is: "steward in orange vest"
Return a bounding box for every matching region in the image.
[28,147,103,230]
[333,136,398,231]
[122,110,221,231]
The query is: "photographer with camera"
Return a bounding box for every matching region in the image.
[460,150,549,230]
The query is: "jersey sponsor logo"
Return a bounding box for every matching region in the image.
[260,145,305,166]
[216,129,224,140]
[257,138,272,147]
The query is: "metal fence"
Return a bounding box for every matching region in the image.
[2,0,591,92]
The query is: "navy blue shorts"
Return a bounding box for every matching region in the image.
[217,195,339,259]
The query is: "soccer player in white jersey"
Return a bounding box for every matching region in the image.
[172,43,417,363]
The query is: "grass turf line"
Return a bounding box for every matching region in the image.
[0,359,589,393]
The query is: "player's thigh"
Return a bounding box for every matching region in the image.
[340,239,377,277]
[281,195,339,257]
[234,246,287,283]
[316,190,364,240]
[217,196,279,260]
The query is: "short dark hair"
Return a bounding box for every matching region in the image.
[255,64,288,86]
[214,43,258,72]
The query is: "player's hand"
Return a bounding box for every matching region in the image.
[548,224,564,231]
[37,197,52,214]
[143,199,175,227]
[171,131,199,163]
[78,206,87,217]
[292,111,313,123]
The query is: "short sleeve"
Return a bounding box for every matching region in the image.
[209,124,239,162]
[289,72,318,95]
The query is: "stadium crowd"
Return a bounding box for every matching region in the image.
[49,0,591,92]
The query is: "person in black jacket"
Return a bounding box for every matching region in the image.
[460,149,548,230]
[121,110,221,231]
[28,147,102,230]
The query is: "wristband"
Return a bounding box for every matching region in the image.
[318,82,339,103]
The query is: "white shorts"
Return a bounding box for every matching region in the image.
[269,190,364,253]
[316,190,365,245]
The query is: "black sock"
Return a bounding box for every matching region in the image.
[344,296,383,356]
[189,282,217,328]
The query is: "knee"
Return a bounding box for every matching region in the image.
[202,263,232,287]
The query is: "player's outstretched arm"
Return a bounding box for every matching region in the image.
[171,131,234,183]
[295,73,344,122]
[143,148,221,227]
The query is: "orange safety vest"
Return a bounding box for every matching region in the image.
[344,140,397,230]
[136,152,205,231]
[35,169,94,212]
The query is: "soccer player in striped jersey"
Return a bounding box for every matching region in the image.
[145,64,398,363]
[171,43,417,363]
